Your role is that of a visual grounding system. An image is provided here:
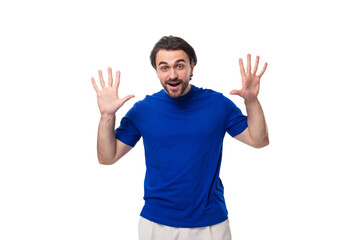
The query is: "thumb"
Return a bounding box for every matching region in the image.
[230,89,242,95]
[119,94,135,106]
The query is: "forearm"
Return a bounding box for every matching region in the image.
[245,98,269,148]
[97,114,117,164]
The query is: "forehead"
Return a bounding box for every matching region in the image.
[155,49,190,65]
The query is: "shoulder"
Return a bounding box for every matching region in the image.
[127,89,164,113]
[194,86,234,108]
[196,86,244,113]
[193,86,225,100]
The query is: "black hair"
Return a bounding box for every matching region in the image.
[150,36,197,69]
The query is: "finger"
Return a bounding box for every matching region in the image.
[246,54,251,74]
[108,67,113,87]
[239,58,245,77]
[230,89,241,95]
[98,70,106,89]
[252,56,259,74]
[258,62,268,77]
[120,94,135,106]
[91,77,100,93]
[230,89,245,97]
[114,70,120,92]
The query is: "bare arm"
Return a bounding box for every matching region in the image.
[230,54,269,148]
[96,114,133,165]
[91,68,135,164]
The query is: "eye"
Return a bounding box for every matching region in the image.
[160,66,168,71]
[176,64,184,69]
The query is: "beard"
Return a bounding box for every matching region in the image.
[162,78,190,98]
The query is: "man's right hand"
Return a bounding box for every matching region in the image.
[91,67,134,116]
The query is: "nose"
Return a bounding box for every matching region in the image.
[169,67,178,80]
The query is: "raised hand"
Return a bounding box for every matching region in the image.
[91,67,134,116]
[230,54,267,102]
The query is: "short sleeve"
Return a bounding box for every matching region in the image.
[225,97,248,137]
[114,107,142,147]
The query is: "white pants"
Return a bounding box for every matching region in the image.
[138,217,232,240]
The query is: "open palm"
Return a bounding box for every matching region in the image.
[230,54,267,101]
[91,68,134,115]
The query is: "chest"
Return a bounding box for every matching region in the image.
[137,103,227,143]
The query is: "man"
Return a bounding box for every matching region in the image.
[91,36,269,240]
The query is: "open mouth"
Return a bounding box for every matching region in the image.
[167,81,181,88]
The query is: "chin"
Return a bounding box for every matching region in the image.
[166,90,182,98]
[162,81,190,98]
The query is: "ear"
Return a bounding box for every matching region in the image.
[190,61,196,73]
[156,70,160,79]
[189,62,196,81]
[155,66,161,78]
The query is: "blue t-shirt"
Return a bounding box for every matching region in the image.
[115,85,248,228]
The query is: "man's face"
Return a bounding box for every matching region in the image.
[155,49,195,98]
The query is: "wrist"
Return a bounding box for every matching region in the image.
[244,98,259,106]
[100,113,116,121]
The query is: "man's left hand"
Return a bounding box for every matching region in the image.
[230,54,267,102]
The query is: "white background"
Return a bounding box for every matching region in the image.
[1,0,359,239]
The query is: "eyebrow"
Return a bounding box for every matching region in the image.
[158,59,186,66]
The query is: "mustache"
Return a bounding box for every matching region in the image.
[165,78,183,84]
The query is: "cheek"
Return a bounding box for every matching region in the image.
[156,70,164,79]
[157,72,167,82]
[182,69,192,79]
